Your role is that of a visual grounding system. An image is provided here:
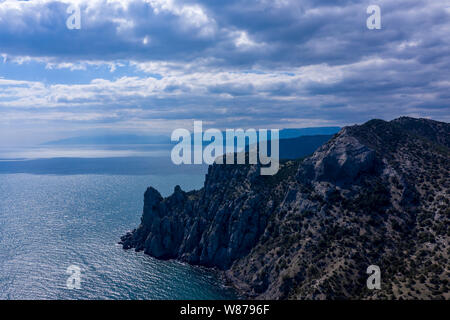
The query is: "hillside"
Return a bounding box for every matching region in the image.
[121,117,449,299]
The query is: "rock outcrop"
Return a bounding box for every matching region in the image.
[121,117,449,299]
[122,161,284,268]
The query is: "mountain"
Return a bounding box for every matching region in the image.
[278,127,340,139]
[120,117,449,299]
[42,127,340,146]
[42,134,172,145]
[1,135,331,175]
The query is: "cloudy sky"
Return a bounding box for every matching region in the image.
[0,0,449,145]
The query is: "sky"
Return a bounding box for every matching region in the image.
[0,0,449,145]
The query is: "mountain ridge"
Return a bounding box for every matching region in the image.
[121,117,449,299]
[43,127,340,146]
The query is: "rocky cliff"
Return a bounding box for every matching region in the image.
[121,117,449,299]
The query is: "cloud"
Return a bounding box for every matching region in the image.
[0,0,446,68]
[0,0,449,142]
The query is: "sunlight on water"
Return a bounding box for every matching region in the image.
[0,174,237,300]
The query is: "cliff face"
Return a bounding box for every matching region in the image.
[121,117,449,299]
[121,161,291,268]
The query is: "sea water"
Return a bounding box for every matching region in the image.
[0,173,237,299]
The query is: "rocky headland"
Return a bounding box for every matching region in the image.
[121,117,449,299]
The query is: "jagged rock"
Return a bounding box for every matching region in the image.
[122,117,450,299]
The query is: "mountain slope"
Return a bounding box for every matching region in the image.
[121,117,449,299]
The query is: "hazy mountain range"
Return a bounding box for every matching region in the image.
[1,129,338,175]
[43,127,341,146]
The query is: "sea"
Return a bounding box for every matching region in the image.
[0,145,237,299]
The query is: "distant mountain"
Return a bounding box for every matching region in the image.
[278,127,340,139]
[43,134,172,145]
[35,129,338,175]
[121,117,449,299]
[2,135,333,175]
[42,127,340,146]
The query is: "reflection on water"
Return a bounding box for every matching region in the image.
[0,174,237,300]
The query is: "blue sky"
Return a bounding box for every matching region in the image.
[0,0,449,145]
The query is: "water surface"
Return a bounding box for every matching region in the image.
[0,173,237,300]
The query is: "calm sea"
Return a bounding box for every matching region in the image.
[0,154,237,299]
